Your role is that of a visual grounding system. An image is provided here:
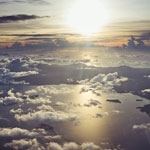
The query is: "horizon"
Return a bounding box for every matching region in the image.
[0,0,149,51]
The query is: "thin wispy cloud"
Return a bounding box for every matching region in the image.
[0,34,56,37]
[0,0,50,5]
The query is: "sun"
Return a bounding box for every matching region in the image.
[66,0,111,35]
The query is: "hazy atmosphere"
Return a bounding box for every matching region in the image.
[0,0,150,150]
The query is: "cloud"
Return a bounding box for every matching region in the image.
[47,142,100,150]
[90,72,127,85]
[7,57,38,72]
[106,99,121,104]
[81,142,100,150]
[54,102,66,108]
[122,36,150,50]
[14,110,77,124]
[67,78,74,83]
[0,90,4,94]
[0,84,76,126]
[112,110,122,114]
[27,0,50,5]
[78,72,128,94]
[8,71,38,78]
[0,57,39,84]
[5,139,123,150]
[0,79,29,85]
[2,38,74,51]
[0,34,56,37]
[6,140,81,150]
[23,86,54,104]
[63,142,79,150]
[144,75,150,79]
[47,142,62,150]
[0,0,50,5]
[25,95,52,105]
[95,113,103,118]
[37,105,55,112]
[25,85,73,97]
[137,104,150,117]
[84,99,101,107]
[99,110,122,117]
[0,69,38,79]
[141,89,150,93]
[133,123,150,133]
[10,108,24,114]
[0,14,48,23]
[0,127,38,137]
[44,135,62,141]
[0,89,23,105]
[4,138,44,150]
[47,142,80,150]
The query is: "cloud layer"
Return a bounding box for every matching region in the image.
[0,0,50,5]
[5,140,101,150]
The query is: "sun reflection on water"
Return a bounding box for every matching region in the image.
[64,86,110,143]
[48,84,150,148]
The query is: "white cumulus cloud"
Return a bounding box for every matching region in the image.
[15,110,77,124]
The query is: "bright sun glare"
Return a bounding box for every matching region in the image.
[66,0,111,35]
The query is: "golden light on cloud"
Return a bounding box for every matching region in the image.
[66,0,111,35]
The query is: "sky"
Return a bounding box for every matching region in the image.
[0,0,149,49]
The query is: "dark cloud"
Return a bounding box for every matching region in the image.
[0,33,80,37]
[106,99,121,104]
[1,34,56,37]
[84,99,101,107]
[122,35,150,50]
[25,38,55,41]
[0,14,48,23]
[137,104,150,117]
[2,38,73,51]
[1,37,98,51]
